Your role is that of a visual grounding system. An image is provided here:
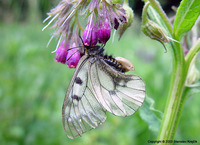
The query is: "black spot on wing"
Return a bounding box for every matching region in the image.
[72,95,81,101]
[109,90,116,95]
[75,77,83,85]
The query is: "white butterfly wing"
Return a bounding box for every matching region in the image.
[62,56,106,139]
[62,56,145,139]
[89,58,145,117]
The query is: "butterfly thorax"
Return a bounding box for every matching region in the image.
[84,45,104,56]
[84,45,126,73]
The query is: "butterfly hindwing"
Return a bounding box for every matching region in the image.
[89,58,145,117]
[62,56,106,139]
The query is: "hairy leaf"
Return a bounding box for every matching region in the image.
[139,96,163,133]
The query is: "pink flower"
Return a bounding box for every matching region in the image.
[55,40,69,64]
[66,43,81,68]
[98,19,111,44]
[82,21,98,46]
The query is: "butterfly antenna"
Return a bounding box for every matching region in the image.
[89,31,92,46]
[67,46,83,52]
[66,49,79,61]
[102,44,105,48]
[79,35,84,46]
[100,43,105,51]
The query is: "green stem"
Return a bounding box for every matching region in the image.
[157,38,200,144]
[173,40,200,134]
[157,42,186,143]
[142,0,200,143]
[146,0,188,143]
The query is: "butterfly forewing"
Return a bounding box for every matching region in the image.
[62,56,106,139]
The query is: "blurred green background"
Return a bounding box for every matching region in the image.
[0,0,200,145]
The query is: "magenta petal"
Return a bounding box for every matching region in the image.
[66,48,81,68]
[55,40,69,64]
[98,19,111,44]
[114,18,119,30]
[82,22,98,46]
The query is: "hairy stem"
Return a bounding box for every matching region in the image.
[146,0,187,143]
[157,41,186,143]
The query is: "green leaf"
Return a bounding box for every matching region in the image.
[174,0,200,39]
[139,96,163,133]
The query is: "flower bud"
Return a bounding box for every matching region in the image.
[82,22,98,46]
[55,40,69,64]
[142,2,169,52]
[98,19,111,44]
[66,43,81,68]
[118,5,133,39]
[186,59,200,86]
[142,20,169,43]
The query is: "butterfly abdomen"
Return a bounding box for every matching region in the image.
[103,55,126,73]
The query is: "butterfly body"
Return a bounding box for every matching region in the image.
[62,45,145,139]
[83,45,126,73]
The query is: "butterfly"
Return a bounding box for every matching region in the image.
[62,44,146,139]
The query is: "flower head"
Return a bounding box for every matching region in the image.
[43,0,132,48]
[43,0,134,68]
